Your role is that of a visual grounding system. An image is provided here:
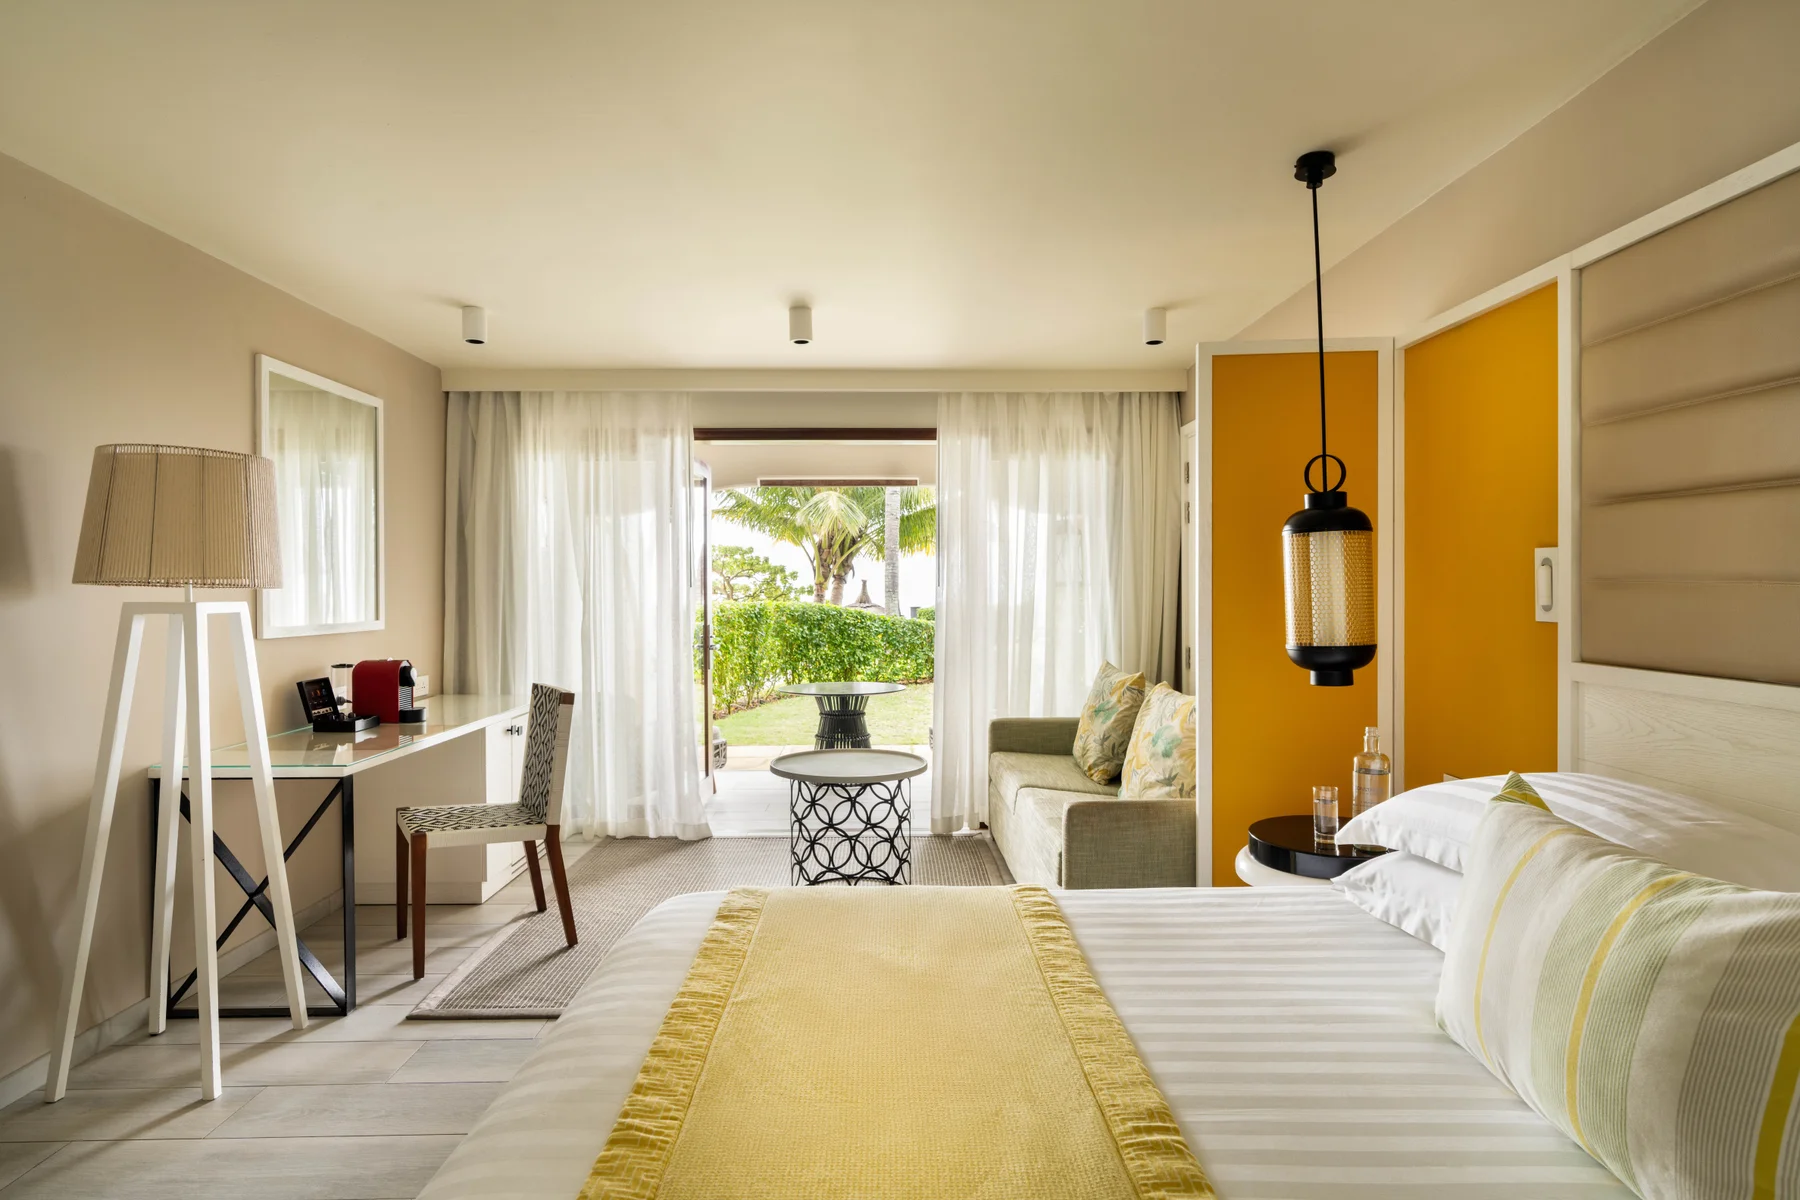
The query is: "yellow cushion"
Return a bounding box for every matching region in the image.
[1072,662,1147,783]
[1119,683,1196,799]
[1492,770,1550,809]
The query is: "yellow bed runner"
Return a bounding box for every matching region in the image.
[579,885,1214,1200]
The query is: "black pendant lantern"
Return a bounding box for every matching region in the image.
[1284,150,1375,687]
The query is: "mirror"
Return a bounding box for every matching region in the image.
[256,354,384,638]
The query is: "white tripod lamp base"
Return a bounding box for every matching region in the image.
[45,601,307,1103]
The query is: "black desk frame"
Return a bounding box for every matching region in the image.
[149,775,356,1019]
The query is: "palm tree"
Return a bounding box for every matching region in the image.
[714,485,934,604]
[795,487,935,605]
[710,488,829,601]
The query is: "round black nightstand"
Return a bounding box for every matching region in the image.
[1242,815,1387,884]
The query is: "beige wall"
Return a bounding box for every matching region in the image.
[0,151,444,1083]
[1239,0,1800,341]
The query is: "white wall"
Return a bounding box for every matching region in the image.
[1239,0,1800,341]
[0,150,444,1084]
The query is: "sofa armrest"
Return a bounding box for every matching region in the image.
[1061,798,1197,889]
[988,717,1081,757]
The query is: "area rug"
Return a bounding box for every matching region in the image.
[409,833,1013,1019]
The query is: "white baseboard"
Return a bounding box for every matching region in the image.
[0,891,343,1110]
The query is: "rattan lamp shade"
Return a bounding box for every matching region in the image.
[1283,488,1376,687]
[72,444,282,588]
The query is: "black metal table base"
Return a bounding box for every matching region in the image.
[149,775,356,1019]
[809,694,873,749]
[789,777,912,885]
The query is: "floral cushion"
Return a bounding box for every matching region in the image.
[1120,683,1197,799]
[1071,662,1148,783]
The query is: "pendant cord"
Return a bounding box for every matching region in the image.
[1296,150,1344,496]
[1312,183,1328,486]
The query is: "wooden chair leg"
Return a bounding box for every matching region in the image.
[524,841,547,912]
[411,833,429,979]
[396,826,409,938]
[544,825,578,948]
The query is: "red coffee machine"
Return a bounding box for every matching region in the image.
[351,659,428,725]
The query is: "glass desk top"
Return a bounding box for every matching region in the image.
[776,682,907,697]
[149,694,527,779]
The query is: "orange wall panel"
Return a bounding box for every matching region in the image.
[1211,351,1379,885]
[1402,284,1558,789]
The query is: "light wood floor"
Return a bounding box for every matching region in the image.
[0,842,594,1200]
[1,769,941,1199]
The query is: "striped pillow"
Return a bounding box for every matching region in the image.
[1438,792,1800,1199]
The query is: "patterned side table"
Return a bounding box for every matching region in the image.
[770,749,928,885]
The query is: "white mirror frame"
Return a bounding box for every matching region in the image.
[255,353,386,639]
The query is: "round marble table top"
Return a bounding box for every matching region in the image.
[769,748,928,785]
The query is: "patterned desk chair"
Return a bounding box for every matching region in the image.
[396,685,577,979]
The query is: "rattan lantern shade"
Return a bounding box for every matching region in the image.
[72,444,282,588]
[1283,491,1376,686]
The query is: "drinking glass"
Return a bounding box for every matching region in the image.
[1312,785,1341,842]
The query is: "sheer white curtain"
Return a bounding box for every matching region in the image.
[933,392,1181,833]
[445,391,710,839]
[265,383,378,627]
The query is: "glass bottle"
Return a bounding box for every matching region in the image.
[1351,726,1392,821]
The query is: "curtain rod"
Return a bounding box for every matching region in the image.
[695,427,936,443]
[441,368,1189,393]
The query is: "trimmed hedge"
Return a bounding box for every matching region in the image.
[913,605,935,622]
[701,601,935,713]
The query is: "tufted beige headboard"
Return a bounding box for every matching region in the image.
[1577,166,1800,688]
[1563,148,1800,833]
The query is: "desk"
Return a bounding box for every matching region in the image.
[150,694,527,1019]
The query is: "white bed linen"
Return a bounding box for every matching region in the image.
[419,887,1629,1200]
[1336,772,1800,890]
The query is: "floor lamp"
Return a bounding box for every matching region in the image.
[46,444,309,1103]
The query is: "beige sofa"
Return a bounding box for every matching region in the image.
[986,718,1196,889]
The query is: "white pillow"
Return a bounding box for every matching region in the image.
[1332,851,1461,950]
[1337,771,1800,892]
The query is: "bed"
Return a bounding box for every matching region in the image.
[420,884,1627,1200]
[419,148,1800,1200]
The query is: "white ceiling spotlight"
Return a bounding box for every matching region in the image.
[461,305,488,345]
[1143,307,1167,346]
[788,303,813,345]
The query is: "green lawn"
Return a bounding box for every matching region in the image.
[711,682,933,746]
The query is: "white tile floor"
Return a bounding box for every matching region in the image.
[0,844,592,1200]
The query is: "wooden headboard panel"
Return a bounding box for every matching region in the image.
[1559,143,1800,833]
[1571,663,1800,835]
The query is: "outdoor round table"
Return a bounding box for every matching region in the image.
[770,749,927,885]
[776,681,906,749]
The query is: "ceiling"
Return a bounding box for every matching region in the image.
[0,0,1699,371]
